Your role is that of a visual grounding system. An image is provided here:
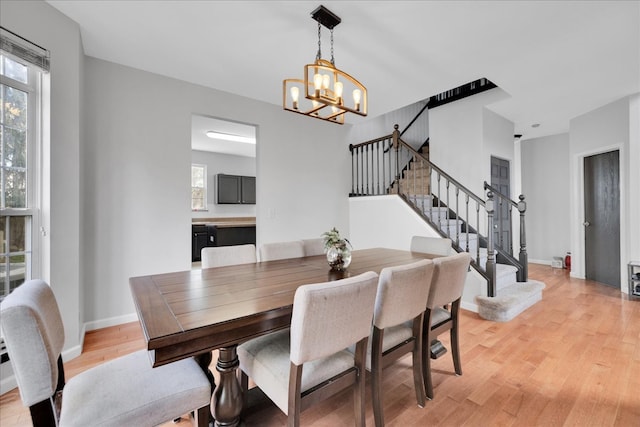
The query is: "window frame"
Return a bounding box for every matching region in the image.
[0,53,42,300]
[191,163,208,211]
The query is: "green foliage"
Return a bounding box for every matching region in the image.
[321,227,351,250]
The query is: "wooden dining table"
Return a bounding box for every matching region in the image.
[129,247,434,427]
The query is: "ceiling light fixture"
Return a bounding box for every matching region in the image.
[283,5,367,125]
[205,131,255,144]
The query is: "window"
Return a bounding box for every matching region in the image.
[191,164,207,211]
[0,36,45,300]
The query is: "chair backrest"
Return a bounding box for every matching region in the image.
[427,252,471,308]
[410,235,453,256]
[201,244,257,268]
[374,259,435,330]
[302,238,325,257]
[259,240,305,261]
[290,271,379,365]
[0,280,65,406]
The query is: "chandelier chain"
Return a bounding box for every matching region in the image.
[316,22,322,61]
[330,28,335,65]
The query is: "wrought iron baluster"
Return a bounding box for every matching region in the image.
[455,187,460,246]
[376,141,380,195]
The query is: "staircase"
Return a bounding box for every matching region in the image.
[349,124,544,322]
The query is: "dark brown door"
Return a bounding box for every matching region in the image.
[584,150,620,287]
[491,156,511,253]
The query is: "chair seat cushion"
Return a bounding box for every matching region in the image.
[59,350,211,427]
[238,329,355,414]
[431,307,452,326]
[349,324,413,370]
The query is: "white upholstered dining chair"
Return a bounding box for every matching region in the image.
[238,271,379,427]
[302,238,325,256]
[422,252,471,399]
[259,240,305,261]
[201,244,257,268]
[367,259,435,426]
[0,279,211,427]
[410,235,453,256]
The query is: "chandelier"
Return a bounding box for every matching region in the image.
[283,5,367,124]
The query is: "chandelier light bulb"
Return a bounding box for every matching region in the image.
[322,74,330,91]
[313,73,323,97]
[335,81,344,103]
[353,89,362,111]
[290,86,299,109]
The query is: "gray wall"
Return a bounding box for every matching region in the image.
[1,0,84,352]
[82,57,352,324]
[1,0,352,349]
[521,134,571,263]
[191,150,256,219]
[568,96,638,288]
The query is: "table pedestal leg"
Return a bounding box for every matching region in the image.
[211,346,243,427]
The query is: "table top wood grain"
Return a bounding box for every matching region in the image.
[129,248,433,367]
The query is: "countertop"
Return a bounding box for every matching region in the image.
[192,217,256,228]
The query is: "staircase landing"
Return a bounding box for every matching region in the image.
[475,280,545,322]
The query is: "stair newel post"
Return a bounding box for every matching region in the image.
[365,144,370,195]
[392,124,400,193]
[518,194,528,282]
[486,191,497,297]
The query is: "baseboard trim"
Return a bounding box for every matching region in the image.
[1,313,139,396]
[0,375,17,396]
[84,313,138,332]
[529,258,552,266]
[461,300,478,313]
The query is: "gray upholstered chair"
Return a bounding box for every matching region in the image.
[410,235,453,257]
[238,271,379,427]
[0,279,211,427]
[422,252,471,399]
[201,244,257,268]
[258,240,305,261]
[367,259,435,427]
[302,238,325,257]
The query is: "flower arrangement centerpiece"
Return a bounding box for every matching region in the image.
[322,227,352,271]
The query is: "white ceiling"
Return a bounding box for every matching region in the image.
[47,0,639,146]
[191,115,256,157]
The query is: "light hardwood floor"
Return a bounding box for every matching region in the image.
[1,263,639,426]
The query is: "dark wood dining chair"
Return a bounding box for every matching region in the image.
[369,259,435,426]
[238,271,379,427]
[422,252,471,399]
[0,279,211,427]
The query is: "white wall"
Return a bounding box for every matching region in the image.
[569,96,633,291]
[191,150,256,219]
[520,134,571,263]
[349,196,486,311]
[347,99,429,150]
[429,88,512,197]
[82,56,352,323]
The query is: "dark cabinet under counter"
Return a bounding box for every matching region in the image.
[192,219,256,262]
[213,225,256,247]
